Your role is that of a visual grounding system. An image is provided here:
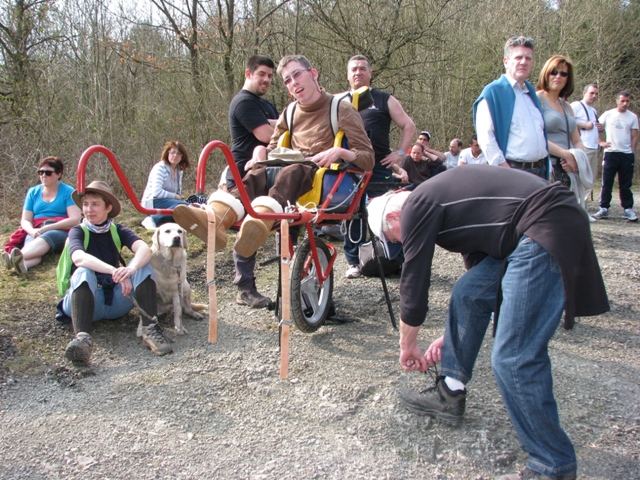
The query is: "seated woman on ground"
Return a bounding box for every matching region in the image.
[2,156,81,275]
[141,141,191,228]
[62,181,171,364]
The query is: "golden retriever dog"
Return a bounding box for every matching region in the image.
[149,223,206,334]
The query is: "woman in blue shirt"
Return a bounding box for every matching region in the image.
[3,157,81,274]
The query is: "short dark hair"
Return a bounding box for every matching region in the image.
[39,156,64,176]
[470,135,478,144]
[617,90,632,100]
[348,54,372,70]
[246,55,275,73]
[583,83,598,94]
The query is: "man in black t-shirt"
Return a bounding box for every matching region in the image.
[228,56,279,190]
[227,55,279,308]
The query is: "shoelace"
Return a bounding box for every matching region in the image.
[146,323,172,344]
[419,363,441,394]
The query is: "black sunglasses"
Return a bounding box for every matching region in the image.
[550,70,569,78]
[37,170,55,176]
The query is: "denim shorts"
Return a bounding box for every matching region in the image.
[25,228,69,253]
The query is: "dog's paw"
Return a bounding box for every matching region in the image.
[189,311,205,320]
[174,326,188,335]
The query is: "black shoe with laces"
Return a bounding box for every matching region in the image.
[399,375,466,426]
[142,323,173,356]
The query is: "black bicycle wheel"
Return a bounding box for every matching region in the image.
[290,237,334,333]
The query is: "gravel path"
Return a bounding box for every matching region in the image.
[1,204,639,479]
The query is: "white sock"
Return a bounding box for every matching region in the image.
[444,376,465,392]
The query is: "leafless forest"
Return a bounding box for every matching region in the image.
[2,0,640,217]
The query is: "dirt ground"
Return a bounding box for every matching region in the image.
[0,201,639,479]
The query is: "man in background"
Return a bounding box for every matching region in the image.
[593,91,639,222]
[473,36,548,179]
[444,138,462,168]
[342,54,415,279]
[571,84,602,202]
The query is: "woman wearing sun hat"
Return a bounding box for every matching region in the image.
[60,180,172,364]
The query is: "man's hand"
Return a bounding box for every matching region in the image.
[380,151,402,168]
[400,343,428,372]
[308,147,346,168]
[246,146,268,171]
[424,336,444,366]
[596,122,604,133]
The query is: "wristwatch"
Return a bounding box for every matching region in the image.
[397,150,405,157]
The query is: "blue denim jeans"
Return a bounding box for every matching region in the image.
[62,266,154,321]
[441,237,575,476]
[152,197,188,226]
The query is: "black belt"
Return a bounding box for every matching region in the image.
[506,158,546,170]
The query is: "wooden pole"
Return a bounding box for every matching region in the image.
[206,206,218,343]
[279,221,291,378]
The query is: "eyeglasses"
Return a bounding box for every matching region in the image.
[37,170,55,176]
[168,150,183,157]
[550,70,569,78]
[283,68,310,86]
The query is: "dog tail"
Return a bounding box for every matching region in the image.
[191,303,208,312]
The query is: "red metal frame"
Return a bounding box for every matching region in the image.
[76,141,371,288]
[76,145,173,216]
[196,140,372,279]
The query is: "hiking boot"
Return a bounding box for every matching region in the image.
[10,248,27,275]
[497,467,577,480]
[141,323,173,356]
[2,251,11,270]
[399,376,466,426]
[65,332,93,364]
[592,207,608,219]
[623,208,638,222]
[236,287,272,309]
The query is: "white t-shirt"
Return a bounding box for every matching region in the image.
[571,101,599,150]
[444,152,459,168]
[600,108,639,153]
[458,147,487,165]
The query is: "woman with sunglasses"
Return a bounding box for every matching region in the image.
[535,55,583,182]
[140,141,191,228]
[2,157,81,274]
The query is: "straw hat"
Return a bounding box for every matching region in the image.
[72,180,121,218]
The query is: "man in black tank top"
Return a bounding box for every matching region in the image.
[343,55,416,278]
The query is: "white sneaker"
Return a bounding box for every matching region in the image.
[141,216,157,230]
[345,265,361,279]
[592,207,608,219]
[2,251,11,270]
[589,215,596,223]
[623,208,639,222]
[10,248,27,275]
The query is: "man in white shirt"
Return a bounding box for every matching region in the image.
[571,84,602,201]
[444,138,462,168]
[473,36,549,179]
[457,135,488,165]
[593,91,639,222]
